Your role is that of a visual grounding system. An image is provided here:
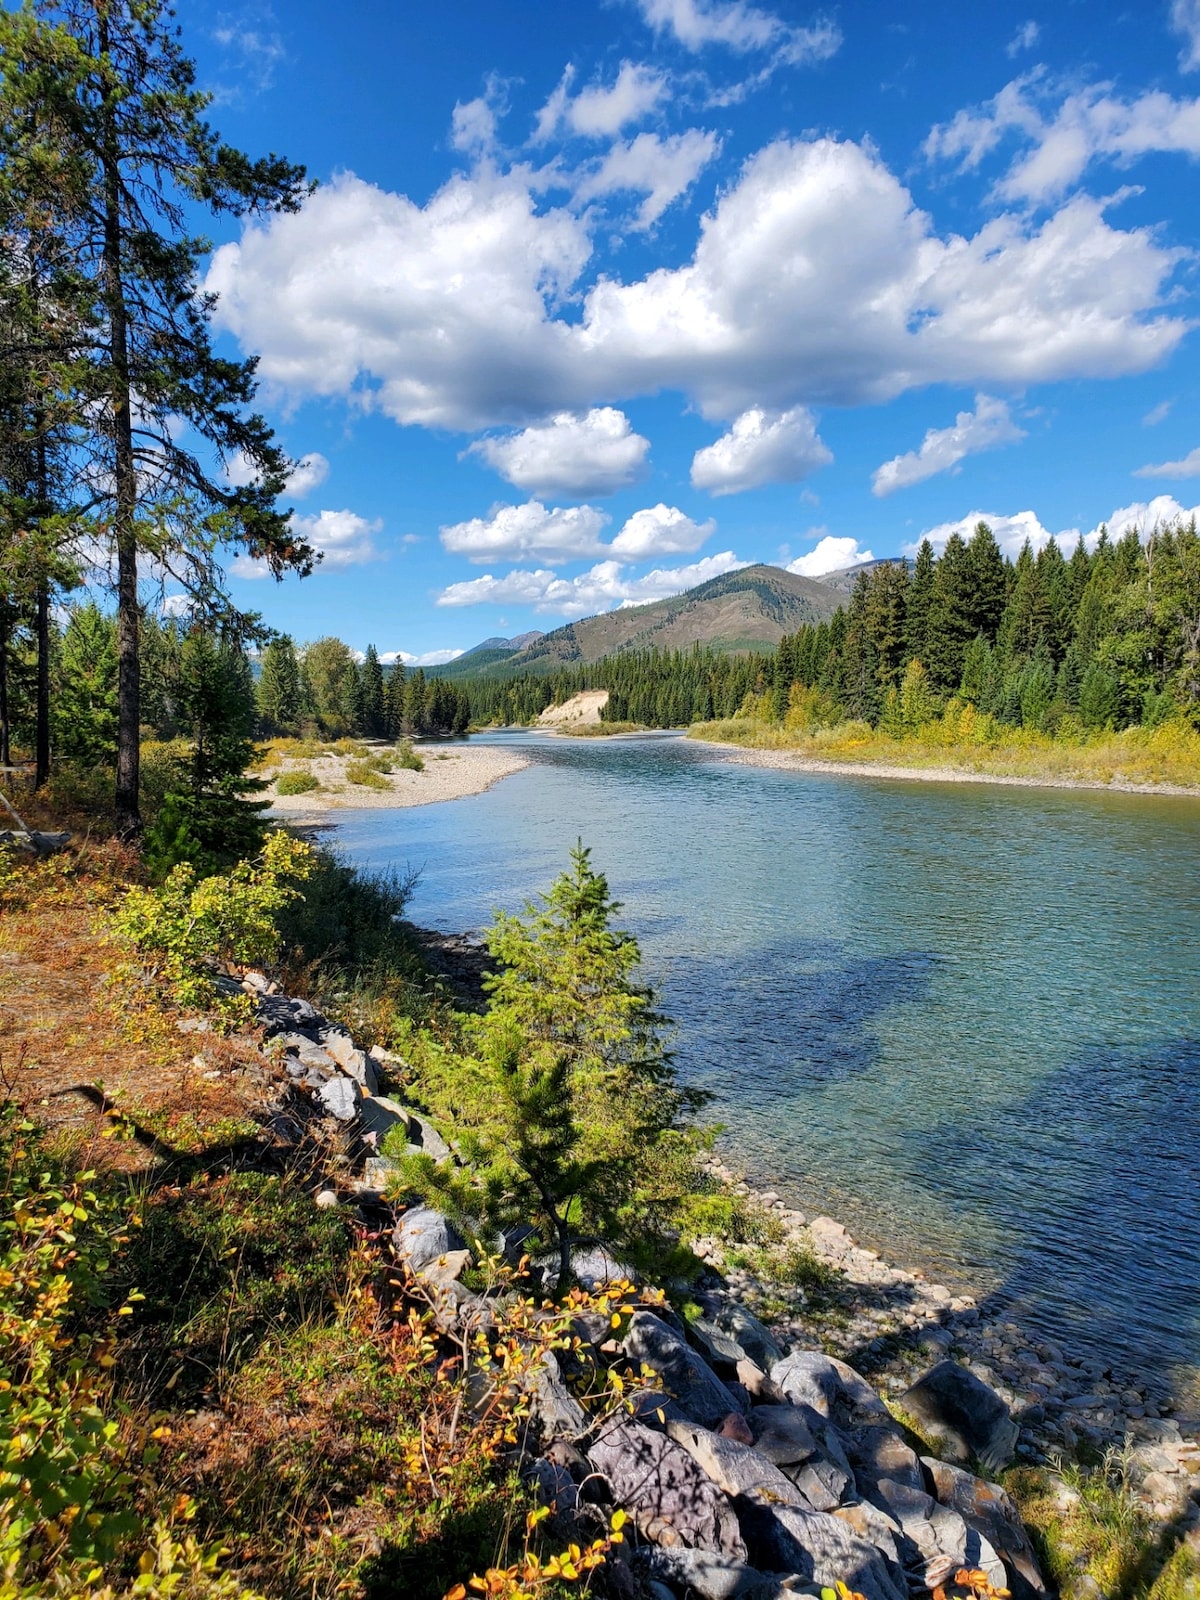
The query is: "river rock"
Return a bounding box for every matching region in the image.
[665,1418,814,1508]
[866,1476,1007,1593]
[736,1499,906,1600]
[625,1312,747,1428]
[587,1418,747,1557]
[359,1094,411,1146]
[392,1205,467,1271]
[901,1361,1019,1472]
[923,1457,1049,1600]
[744,1404,853,1511]
[316,1075,361,1121]
[846,1424,925,1496]
[320,1029,379,1093]
[633,1548,783,1600]
[527,1350,588,1441]
[406,1111,452,1163]
[771,1351,890,1430]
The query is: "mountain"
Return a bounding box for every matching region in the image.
[434,630,546,679]
[451,564,841,676]
[815,557,906,595]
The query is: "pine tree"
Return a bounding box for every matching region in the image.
[143,628,267,876]
[257,635,302,732]
[384,660,407,737]
[52,602,117,765]
[358,644,385,737]
[926,533,975,691]
[965,522,1007,642]
[905,538,935,666]
[394,843,707,1286]
[0,1,316,833]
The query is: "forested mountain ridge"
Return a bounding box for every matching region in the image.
[444,565,842,679]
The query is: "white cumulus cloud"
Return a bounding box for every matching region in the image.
[926,75,1200,204]
[230,506,382,578]
[786,535,873,578]
[575,129,719,228]
[436,550,745,615]
[691,406,832,494]
[1171,0,1200,70]
[610,503,715,557]
[440,500,610,564]
[1135,445,1200,478]
[631,0,840,63]
[380,648,465,667]
[208,139,1186,433]
[535,62,669,142]
[225,448,329,497]
[468,409,650,497]
[910,495,1200,561]
[871,395,1026,496]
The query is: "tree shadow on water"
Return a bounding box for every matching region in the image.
[912,1037,1200,1402]
[665,937,941,1102]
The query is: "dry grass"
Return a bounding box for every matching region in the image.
[691,712,1200,791]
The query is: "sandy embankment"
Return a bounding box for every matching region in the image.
[538,689,609,728]
[709,741,1200,797]
[266,743,529,816]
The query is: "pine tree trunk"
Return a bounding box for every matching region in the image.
[34,431,50,788]
[99,16,140,836]
[0,612,10,770]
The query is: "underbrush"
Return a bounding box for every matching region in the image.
[1006,1453,1199,1600]
[690,707,1200,788]
[554,721,644,738]
[274,769,319,795]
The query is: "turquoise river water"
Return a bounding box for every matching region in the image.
[326,731,1200,1404]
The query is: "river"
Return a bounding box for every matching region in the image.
[327,730,1200,1404]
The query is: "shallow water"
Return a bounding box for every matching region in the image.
[329,731,1200,1402]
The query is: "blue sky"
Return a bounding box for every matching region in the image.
[182,0,1200,663]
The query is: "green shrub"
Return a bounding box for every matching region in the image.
[345,761,389,790]
[274,769,319,795]
[111,831,315,1010]
[395,741,424,772]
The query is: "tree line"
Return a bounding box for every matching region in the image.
[451,521,1200,737]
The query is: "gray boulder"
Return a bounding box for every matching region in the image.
[359,1095,411,1146]
[633,1548,785,1600]
[320,1029,379,1093]
[923,1457,1048,1600]
[736,1500,906,1600]
[866,1476,1007,1594]
[845,1423,925,1496]
[587,1418,747,1557]
[771,1351,890,1430]
[527,1351,588,1441]
[316,1075,361,1121]
[664,1419,814,1509]
[570,1245,637,1291]
[392,1205,467,1271]
[406,1110,452,1162]
[625,1311,746,1429]
[745,1404,853,1511]
[691,1304,783,1373]
[900,1360,1019,1473]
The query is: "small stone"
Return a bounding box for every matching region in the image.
[316,1075,361,1122]
[314,1189,338,1209]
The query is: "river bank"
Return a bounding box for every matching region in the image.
[403,920,1200,1504]
[700,740,1200,798]
[266,740,529,816]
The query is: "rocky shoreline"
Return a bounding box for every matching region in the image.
[387,925,1200,1522]
[697,1154,1200,1527]
[201,956,1200,1599]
